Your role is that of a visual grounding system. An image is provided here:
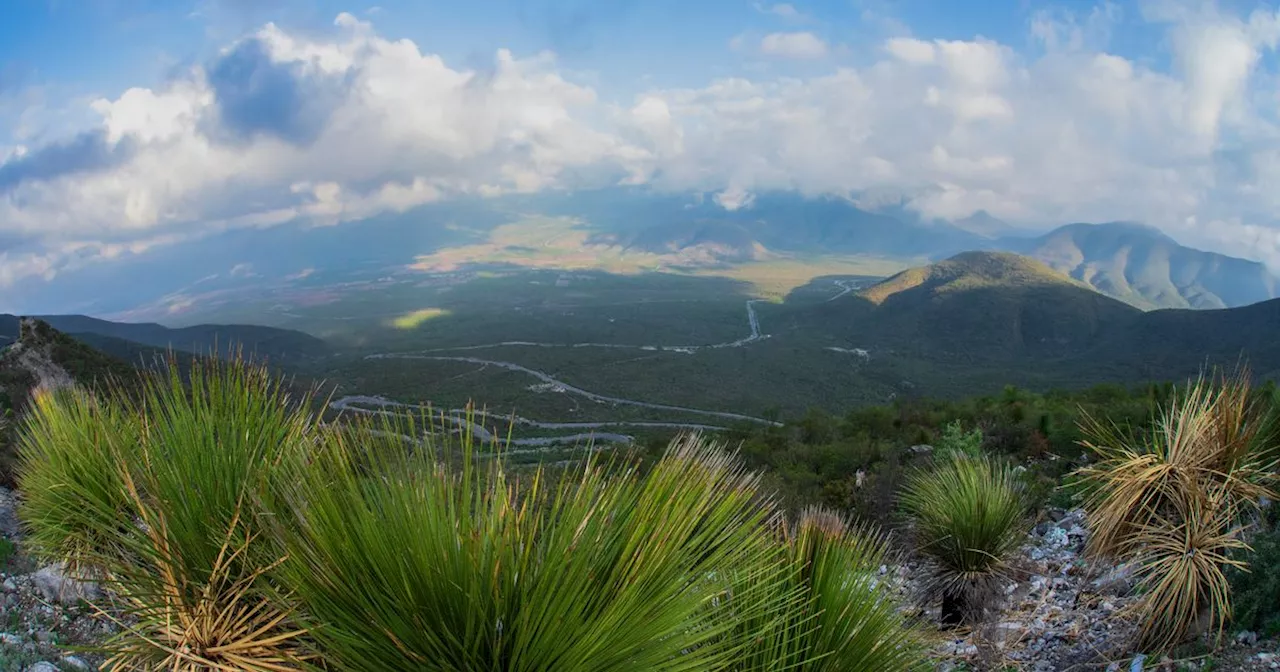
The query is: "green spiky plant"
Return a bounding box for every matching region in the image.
[1074,370,1280,653]
[901,453,1029,625]
[277,423,780,671]
[18,357,315,670]
[731,507,925,671]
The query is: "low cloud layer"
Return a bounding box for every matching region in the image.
[3,3,1280,291]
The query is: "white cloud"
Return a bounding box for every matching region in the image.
[6,2,1280,291]
[759,32,829,59]
[885,37,935,64]
[0,12,649,287]
[754,3,809,22]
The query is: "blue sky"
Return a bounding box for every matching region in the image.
[3,0,1280,313]
[0,0,1185,139]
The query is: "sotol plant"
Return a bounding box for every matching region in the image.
[1074,370,1280,652]
[18,358,316,670]
[730,507,924,671]
[902,452,1029,624]
[277,422,927,671]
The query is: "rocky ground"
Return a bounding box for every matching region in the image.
[1,485,1278,671]
[887,507,1280,671]
[0,488,113,672]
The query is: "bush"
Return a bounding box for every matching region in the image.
[18,358,316,670]
[901,453,1029,624]
[1228,506,1280,638]
[1074,370,1280,652]
[731,507,923,671]
[278,423,926,671]
[937,420,983,458]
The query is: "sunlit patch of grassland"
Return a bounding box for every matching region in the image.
[409,217,669,275]
[699,256,914,298]
[390,308,450,329]
[407,215,914,298]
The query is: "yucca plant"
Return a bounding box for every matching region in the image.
[276,425,787,671]
[18,357,316,670]
[16,386,140,572]
[901,452,1029,624]
[1074,370,1280,652]
[732,507,925,671]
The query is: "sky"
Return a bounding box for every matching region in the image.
[3,0,1280,312]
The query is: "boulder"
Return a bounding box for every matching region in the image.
[30,563,100,605]
[1089,563,1136,597]
[0,487,18,538]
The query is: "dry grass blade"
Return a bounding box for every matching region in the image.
[100,472,309,672]
[1074,368,1280,653]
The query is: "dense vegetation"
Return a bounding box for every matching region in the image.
[16,359,926,670]
[702,382,1181,523]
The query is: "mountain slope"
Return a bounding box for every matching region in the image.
[792,252,1141,360]
[780,251,1280,399]
[0,318,146,484]
[999,222,1278,310]
[0,314,330,361]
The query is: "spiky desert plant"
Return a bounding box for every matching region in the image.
[901,453,1029,624]
[1074,370,1280,652]
[280,423,902,671]
[732,507,925,671]
[18,357,316,670]
[16,385,140,572]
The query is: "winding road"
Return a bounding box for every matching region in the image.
[826,279,861,302]
[332,285,857,448]
[392,300,768,355]
[331,394,731,447]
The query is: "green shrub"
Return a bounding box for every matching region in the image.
[281,426,766,670]
[937,420,983,459]
[1228,506,1280,637]
[901,453,1029,624]
[18,357,315,670]
[732,507,924,671]
[278,422,927,671]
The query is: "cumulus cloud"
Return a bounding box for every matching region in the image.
[0,12,648,288]
[759,32,829,59]
[5,2,1280,292]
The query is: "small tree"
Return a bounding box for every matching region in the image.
[937,420,983,459]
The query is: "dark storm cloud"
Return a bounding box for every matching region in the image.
[206,36,346,146]
[0,130,135,194]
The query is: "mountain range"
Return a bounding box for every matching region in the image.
[560,191,1278,310]
[997,222,1278,310]
[0,315,329,363]
[791,251,1280,383]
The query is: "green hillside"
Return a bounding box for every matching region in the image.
[794,252,1140,360]
[5,314,331,362]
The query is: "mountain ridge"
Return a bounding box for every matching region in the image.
[0,314,330,362]
[996,222,1278,310]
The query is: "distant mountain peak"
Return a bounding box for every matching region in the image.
[1000,222,1278,310]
